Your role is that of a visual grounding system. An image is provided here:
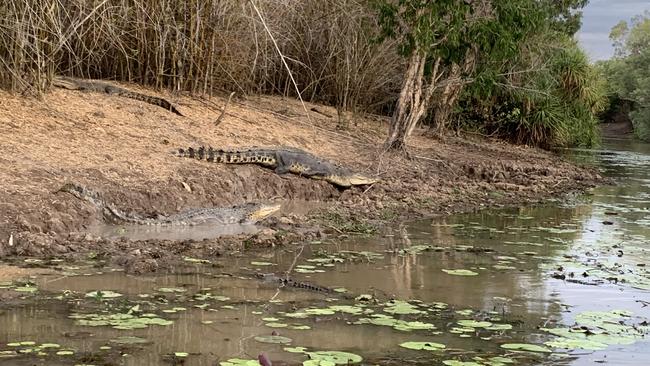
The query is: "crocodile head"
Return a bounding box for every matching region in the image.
[56,183,105,207]
[324,173,379,187]
[243,202,282,223]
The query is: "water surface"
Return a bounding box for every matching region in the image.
[1,139,649,365]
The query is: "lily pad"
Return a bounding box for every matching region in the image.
[284,346,308,353]
[383,300,424,315]
[399,341,446,351]
[305,351,362,364]
[219,358,261,366]
[457,320,492,328]
[85,290,122,298]
[442,361,483,366]
[254,335,292,344]
[251,261,275,266]
[442,269,479,276]
[157,287,186,293]
[500,343,551,353]
[544,337,608,350]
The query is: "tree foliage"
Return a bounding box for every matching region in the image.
[459,32,606,148]
[598,12,650,140]
[374,0,551,149]
[373,0,600,150]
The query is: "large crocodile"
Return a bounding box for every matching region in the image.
[58,183,280,225]
[53,76,183,116]
[176,146,379,188]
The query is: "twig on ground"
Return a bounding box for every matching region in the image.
[310,107,332,118]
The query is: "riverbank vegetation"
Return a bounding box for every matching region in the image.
[597,13,650,141]
[0,0,607,149]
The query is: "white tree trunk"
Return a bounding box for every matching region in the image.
[384,52,441,151]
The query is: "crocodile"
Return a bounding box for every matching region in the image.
[58,183,280,225]
[176,146,379,188]
[52,76,183,116]
[254,273,338,295]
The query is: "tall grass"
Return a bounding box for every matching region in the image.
[0,0,403,115]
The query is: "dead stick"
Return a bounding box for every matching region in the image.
[214,91,235,127]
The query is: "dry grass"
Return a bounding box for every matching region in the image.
[0,84,603,257]
[0,0,403,117]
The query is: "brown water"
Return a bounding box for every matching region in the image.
[85,200,324,241]
[1,139,650,365]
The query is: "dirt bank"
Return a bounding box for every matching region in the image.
[0,82,604,272]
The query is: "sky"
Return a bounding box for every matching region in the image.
[577,0,650,61]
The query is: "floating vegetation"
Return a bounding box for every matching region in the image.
[219,358,261,366]
[0,341,68,358]
[542,309,650,351]
[13,284,38,293]
[85,290,122,299]
[289,324,311,330]
[194,292,230,301]
[284,347,362,365]
[340,250,384,261]
[457,320,492,328]
[70,312,173,329]
[354,314,435,332]
[399,341,446,351]
[156,287,187,293]
[183,256,211,264]
[499,343,550,353]
[383,300,424,315]
[251,261,275,266]
[254,335,292,344]
[442,269,479,276]
[396,245,431,255]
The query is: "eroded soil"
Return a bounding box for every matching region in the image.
[0,83,604,272]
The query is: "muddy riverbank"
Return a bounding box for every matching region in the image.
[0,85,604,272]
[1,139,648,366]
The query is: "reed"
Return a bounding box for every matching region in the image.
[0,0,403,115]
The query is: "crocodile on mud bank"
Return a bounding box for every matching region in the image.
[58,183,280,225]
[52,76,183,116]
[176,146,379,188]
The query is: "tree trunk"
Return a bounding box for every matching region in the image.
[431,48,477,135]
[384,52,441,151]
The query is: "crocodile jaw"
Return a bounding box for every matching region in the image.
[326,174,379,187]
[248,203,282,222]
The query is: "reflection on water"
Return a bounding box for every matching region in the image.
[87,221,261,241]
[1,139,650,365]
[85,200,324,241]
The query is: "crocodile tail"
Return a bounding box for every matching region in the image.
[176,147,280,168]
[176,146,209,161]
[114,90,183,116]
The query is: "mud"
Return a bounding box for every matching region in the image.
[0,85,604,273]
